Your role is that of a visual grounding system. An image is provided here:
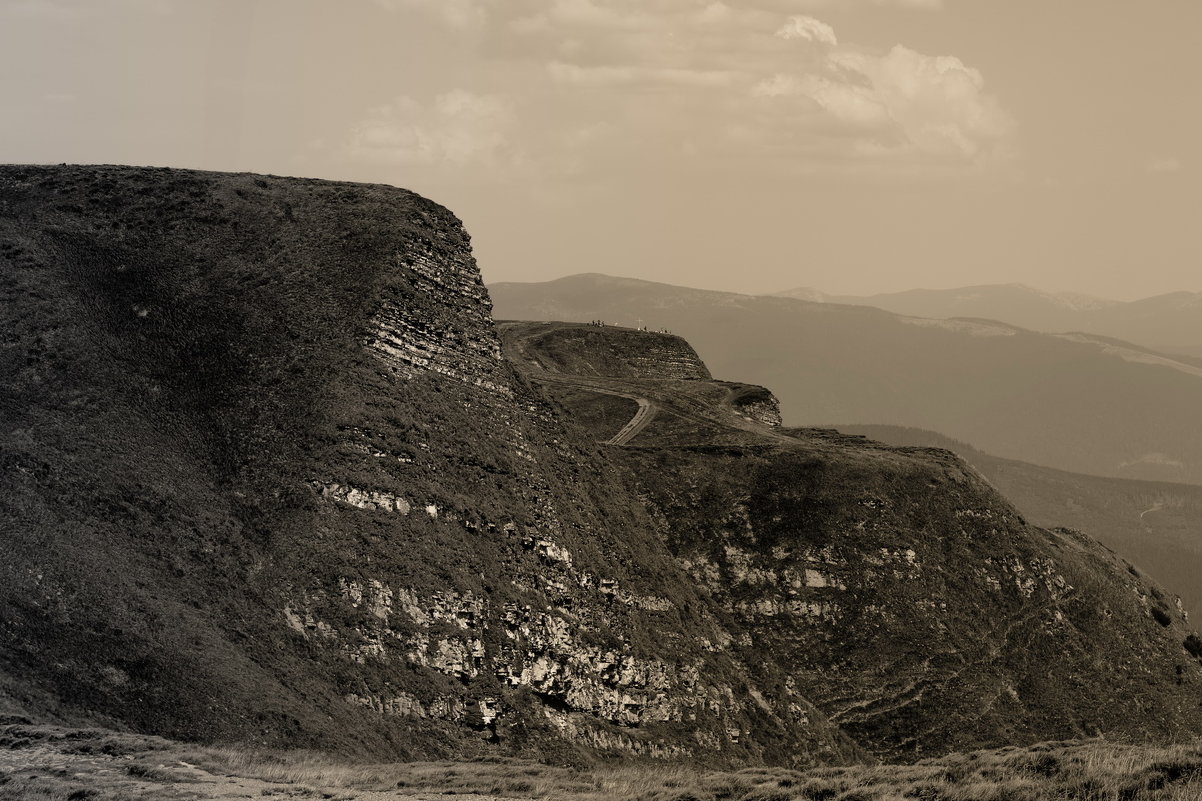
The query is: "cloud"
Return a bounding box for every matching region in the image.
[776,16,838,46]
[344,90,517,166]
[352,1,1011,174]
[800,46,1014,158]
[751,32,1010,160]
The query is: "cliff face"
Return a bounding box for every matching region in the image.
[0,165,855,765]
[729,386,783,428]
[2,166,1200,766]
[622,440,1202,759]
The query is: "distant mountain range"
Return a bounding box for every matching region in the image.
[489,273,1202,485]
[771,283,1202,360]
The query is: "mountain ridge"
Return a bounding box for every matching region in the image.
[768,282,1202,358]
[490,273,1202,485]
[4,166,1202,767]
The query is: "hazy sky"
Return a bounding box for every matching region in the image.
[2,0,1199,298]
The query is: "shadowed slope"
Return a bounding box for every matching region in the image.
[0,165,860,765]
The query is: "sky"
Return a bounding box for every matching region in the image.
[1,0,1199,299]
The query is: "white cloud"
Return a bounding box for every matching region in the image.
[776,15,838,46]
[695,2,732,24]
[344,90,516,166]
[750,27,1010,160]
[797,46,1013,158]
[510,0,651,33]
[794,75,891,127]
[353,1,1011,173]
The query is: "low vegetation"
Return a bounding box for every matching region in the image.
[4,725,1202,801]
[833,423,1202,623]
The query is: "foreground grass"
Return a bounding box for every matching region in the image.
[185,742,1202,801]
[3,725,1202,800]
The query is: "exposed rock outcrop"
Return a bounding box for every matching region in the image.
[730,385,783,427]
[2,165,1200,767]
[0,165,853,765]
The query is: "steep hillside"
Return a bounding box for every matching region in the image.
[0,165,858,765]
[500,321,1202,761]
[3,167,1201,768]
[489,274,1202,485]
[833,424,1202,622]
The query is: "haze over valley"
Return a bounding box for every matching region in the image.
[772,283,1202,361]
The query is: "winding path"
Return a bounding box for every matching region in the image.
[607,396,652,445]
[498,320,794,447]
[498,322,658,445]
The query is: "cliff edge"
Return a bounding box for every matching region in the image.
[2,166,1200,766]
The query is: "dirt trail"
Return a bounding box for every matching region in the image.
[498,321,795,447]
[520,368,657,445]
[499,322,660,445]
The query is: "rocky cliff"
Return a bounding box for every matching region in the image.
[0,165,854,765]
[500,322,1202,760]
[2,166,1200,766]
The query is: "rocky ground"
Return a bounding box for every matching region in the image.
[5,724,1202,801]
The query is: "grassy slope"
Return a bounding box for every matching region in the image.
[0,164,423,750]
[621,440,1202,759]
[834,425,1202,622]
[5,168,1202,769]
[0,166,607,755]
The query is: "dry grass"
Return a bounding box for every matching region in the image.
[5,726,1202,800]
[163,737,1202,801]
